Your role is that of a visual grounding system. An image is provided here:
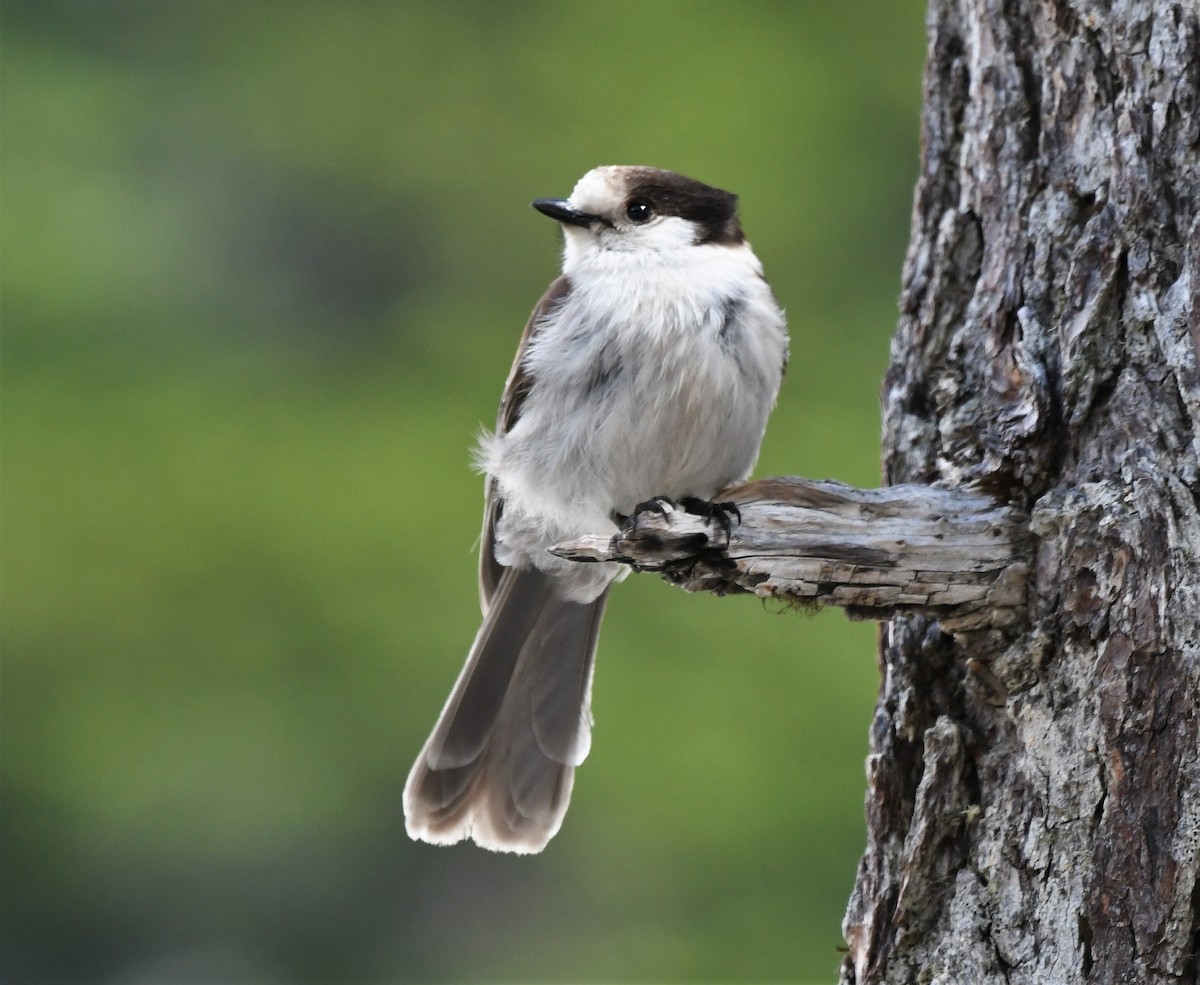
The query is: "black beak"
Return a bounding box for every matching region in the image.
[532,198,598,228]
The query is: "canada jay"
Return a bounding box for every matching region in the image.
[404,165,788,853]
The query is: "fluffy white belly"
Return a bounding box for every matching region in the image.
[483,273,784,563]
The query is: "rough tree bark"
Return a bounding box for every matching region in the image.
[840,1,1200,983]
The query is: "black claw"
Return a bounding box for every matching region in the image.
[678,497,742,537]
[617,496,677,535]
[634,496,676,517]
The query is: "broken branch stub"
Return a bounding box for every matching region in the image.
[549,477,1032,632]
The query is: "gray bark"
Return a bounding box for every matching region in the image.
[841,1,1200,983]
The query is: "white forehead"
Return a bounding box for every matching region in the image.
[566,166,628,212]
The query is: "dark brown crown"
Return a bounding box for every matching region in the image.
[622,168,744,245]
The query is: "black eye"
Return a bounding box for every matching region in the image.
[625,200,653,223]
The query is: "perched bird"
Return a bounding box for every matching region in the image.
[404,165,788,853]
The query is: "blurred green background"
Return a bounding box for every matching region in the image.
[1,1,926,982]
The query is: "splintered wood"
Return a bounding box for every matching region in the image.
[550,476,1032,632]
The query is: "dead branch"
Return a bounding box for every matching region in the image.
[550,476,1032,632]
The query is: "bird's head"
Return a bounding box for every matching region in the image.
[532,166,744,264]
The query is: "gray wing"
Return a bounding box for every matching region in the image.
[478,275,573,613]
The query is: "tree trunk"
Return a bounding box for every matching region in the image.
[840,1,1200,983]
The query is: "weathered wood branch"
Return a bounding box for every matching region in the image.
[550,476,1032,632]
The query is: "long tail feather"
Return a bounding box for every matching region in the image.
[404,568,607,853]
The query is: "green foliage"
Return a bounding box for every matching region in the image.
[2,1,925,981]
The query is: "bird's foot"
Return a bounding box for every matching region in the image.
[677,497,742,538]
[612,496,677,534]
